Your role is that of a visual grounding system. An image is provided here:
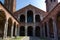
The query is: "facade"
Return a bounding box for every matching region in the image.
[0,0,60,40]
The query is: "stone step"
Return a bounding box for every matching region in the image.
[21,36,41,40]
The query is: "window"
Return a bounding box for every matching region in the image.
[35,15,40,22]
[27,10,33,23]
[20,15,25,22]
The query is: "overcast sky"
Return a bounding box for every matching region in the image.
[0,0,60,11]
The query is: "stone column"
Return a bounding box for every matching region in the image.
[15,25,17,37]
[40,25,43,37]
[25,26,27,36]
[17,25,20,36]
[33,11,35,37]
[11,24,14,37]
[33,26,35,36]
[25,11,27,36]
[43,24,45,38]
[53,20,58,40]
[46,22,50,38]
[4,20,8,38]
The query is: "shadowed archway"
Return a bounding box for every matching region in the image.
[13,22,16,36]
[20,26,25,36]
[49,18,54,38]
[0,10,6,37]
[27,26,33,36]
[7,18,12,37]
[57,13,60,39]
[44,22,48,37]
[35,26,40,37]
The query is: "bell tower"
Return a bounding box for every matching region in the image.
[4,0,16,13]
[45,0,58,12]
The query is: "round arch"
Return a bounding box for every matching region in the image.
[27,26,33,36]
[35,15,40,22]
[49,18,54,38]
[13,22,16,36]
[7,18,12,37]
[35,26,40,37]
[20,26,25,36]
[0,10,6,37]
[27,10,33,23]
[20,15,25,22]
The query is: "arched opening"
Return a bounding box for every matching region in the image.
[49,18,54,38]
[27,10,33,23]
[20,26,25,36]
[57,13,60,38]
[0,10,6,37]
[13,22,16,36]
[27,26,33,36]
[20,15,25,22]
[44,22,48,37]
[35,26,40,37]
[7,18,12,37]
[35,15,40,22]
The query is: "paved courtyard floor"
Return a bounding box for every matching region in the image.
[0,36,54,40]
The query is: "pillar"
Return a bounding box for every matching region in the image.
[46,22,50,38]
[17,25,20,36]
[25,26,27,36]
[4,20,8,38]
[53,20,58,40]
[15,25,17,37]
[43,24,45,38]
[40,25,43,37]
[11,24,14,37]
[33,26,35,36]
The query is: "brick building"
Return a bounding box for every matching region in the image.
[0,0,60,40]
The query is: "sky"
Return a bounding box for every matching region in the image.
[0,0,60,11]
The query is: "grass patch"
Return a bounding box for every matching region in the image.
[10,36,25,40]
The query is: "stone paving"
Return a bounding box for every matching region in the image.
[0,36,55,40]
[21,36,42,40]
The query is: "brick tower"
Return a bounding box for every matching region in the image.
[4,0,16,13]
[45,0,58,12]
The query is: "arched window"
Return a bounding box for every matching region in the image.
[13,22,16,36]
[7,18,12,37]
[20,15,25,22]
[27,10,33,23]
[49,18,54,38]
[35,15,40,22]
[0,10,6,37]
[57,13,60,38]
[20,26,25,36]
[27,26,33,36]
[35,26,40,37]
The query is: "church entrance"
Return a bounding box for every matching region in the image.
[35,26,40,37]
[27,26,33,36]
[20,26,25,36]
